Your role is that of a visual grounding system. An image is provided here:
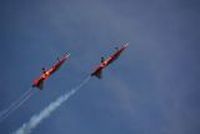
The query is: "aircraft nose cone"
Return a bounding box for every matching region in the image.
[124,43,129,48]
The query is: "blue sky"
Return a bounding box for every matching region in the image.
[0,0,200,134]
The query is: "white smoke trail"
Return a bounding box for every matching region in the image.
[0,88,32,117]
[14,76,91,134]
[0,88,33,122]
[0,91,34,122]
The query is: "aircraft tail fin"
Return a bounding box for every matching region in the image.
[32,81,44,90]
[38,82,44,90]
[91,70,103,79]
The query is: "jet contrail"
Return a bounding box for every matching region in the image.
[0,88,34,122]
[14,76,91,134]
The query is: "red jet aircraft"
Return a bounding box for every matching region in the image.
[32,52,70,90]
[91,43,128,79]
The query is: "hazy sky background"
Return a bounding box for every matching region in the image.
[0,0,200,134]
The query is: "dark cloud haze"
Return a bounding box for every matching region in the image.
[0,0,200,134]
